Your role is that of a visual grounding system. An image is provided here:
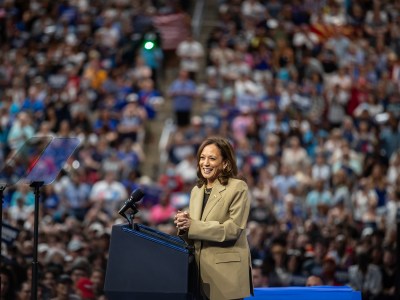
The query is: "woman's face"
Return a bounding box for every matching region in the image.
[199,144,225,186]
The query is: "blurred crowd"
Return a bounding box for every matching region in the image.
[0,0,400,300]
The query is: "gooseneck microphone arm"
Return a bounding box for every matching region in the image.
[118,189,144,227]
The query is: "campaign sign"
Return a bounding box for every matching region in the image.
[1,222,19,245]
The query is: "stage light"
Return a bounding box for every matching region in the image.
[144,41,155,50]
[142,32,157,50]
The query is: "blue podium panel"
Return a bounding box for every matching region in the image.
[245,286,361,300]
[104,224,195,300]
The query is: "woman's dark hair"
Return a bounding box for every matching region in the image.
[196,136,238,187]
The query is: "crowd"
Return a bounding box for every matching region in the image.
[163,0,400,299]
[0,0,191,299]
[0,0,400,300]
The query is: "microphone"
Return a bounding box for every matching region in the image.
[118,188,144,216]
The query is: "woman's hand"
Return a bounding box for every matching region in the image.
[174,210,191,232]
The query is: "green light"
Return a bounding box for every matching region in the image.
[144,41,155,50]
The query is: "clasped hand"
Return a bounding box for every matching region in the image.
[174,210,191,232]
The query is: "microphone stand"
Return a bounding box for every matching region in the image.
[119,204,139,229]
[130,204,140,230]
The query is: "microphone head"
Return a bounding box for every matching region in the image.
[129,188,145,203]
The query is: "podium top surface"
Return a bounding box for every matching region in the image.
[119,224,191,253]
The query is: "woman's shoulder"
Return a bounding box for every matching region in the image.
[190,184,202,195]
[227,177,248,190]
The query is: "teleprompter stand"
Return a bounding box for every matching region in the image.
[1,136,80,300]
[0,136,53,269]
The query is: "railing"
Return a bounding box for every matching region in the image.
[191,0,205,39]
[158,118,176,175]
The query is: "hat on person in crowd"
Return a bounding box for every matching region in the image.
[127,93,138,102]
[361,227,374,238]
[76,277,95,299]
[266,19,279,29]
[206,66,218,77]
[139,175,152,185]
[191,115,203,126]
[71,257,90,273]
[304,244,315,258]
[252,258,263,268]
[336,234,346,242]
[323,256,336,267]
[323,252,338,265]
[88,222,105,237]
[38,243,49,254]
[45,248,67,264]
[68,239,84,252]
[287,249,302,257]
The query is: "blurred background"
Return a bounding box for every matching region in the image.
[0,0,399,299]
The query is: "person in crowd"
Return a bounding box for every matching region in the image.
[55,169,92,221]
[0,268,17,300]
[75,277,95,300]
[16,281,31,300]
[8,196,33,224]
[252,260,269,288]
[281,135,310,173]
[311,151,331,184]
[149,192,177,225]
[89,268,106,299]
[41,269,57,299]
[168,69,197,128]
[176,31,205,81]
[137,78,163,120]
[306,275,323,287]
[51,274,81,300]
[266,240,291,287]
[348,250,382,300]
[305,178,332,221]
[174,136,253,299]
[380,247,397,300]
[117,96,147,144]
[89,171,128,218]
[272,164,298,202]
[6,111,35,151]
[320,254,341,286]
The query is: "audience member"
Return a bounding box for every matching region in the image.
[348,250,382,300]
[306,275,323,287]
[167,69,197,128]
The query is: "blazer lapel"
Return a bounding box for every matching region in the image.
[191,187,203,221]
[201,181,225,221]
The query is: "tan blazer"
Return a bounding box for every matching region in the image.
[184,178,253,300]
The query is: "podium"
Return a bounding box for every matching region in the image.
[104,223,196,300]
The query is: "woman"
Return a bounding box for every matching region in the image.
[174,137,253,300]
